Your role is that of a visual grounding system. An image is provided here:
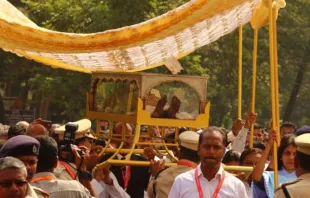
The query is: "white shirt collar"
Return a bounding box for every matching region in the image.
[197,163,224,180]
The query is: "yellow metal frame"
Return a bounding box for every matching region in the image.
[87,90,211,168]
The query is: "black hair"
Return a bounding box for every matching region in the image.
[280,121,297,133]
[240,148,262,165]
[35,135,58,172]
[165,129,186,142]
[198,126,227,147]
[8,125,25,139]
[244,141,267,151]
[253,141,267,150]
[254,123,265,133]
[180,145,200,162]
[278,134,296,170]
[222,150,240,164]
[296,151,310,172]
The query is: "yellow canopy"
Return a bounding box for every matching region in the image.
[0,0,267,73]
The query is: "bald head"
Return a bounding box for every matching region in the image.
[112,123,133,149]
[16,121,29,129]
[26,124,48,137]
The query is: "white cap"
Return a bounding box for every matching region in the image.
[179,131,199,151]
[295,133,310,155]
[54,119,97,140]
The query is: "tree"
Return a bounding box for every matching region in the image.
[1,0,309,127]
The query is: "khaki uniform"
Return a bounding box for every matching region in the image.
[31,172,92,198]
[26,184,49,198]
[147,131,199,198]
[53,162,77,180]
[275,173,310,198]
[147,164,194,198]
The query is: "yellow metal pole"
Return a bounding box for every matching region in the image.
[136,142,178,146]
[268,0,278,188]
[238,26,243,119]
[109,121,113,138]
[99,139,111,157]
[107,141,124,161]
[96,119,100,137]
[125,124,140,160]
[105,160,254,172]
[126,83,134,115]
[103,148,174,154]
[161,127,179,162]
[273,8,281,144]
[250,29,259,148]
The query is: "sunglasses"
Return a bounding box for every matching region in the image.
[0,180,28,188]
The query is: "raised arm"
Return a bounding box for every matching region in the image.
[231,112,257,153]
[252,129,277,182]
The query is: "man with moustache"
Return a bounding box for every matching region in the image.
[168,126,247,198]
[0,157,48,198]
[0,135,40,182]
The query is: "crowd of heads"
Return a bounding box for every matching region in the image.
[0,116,310,198]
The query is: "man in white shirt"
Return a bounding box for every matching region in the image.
[91,165,130,198]
[168,126,247,198]
[228,111,257,154]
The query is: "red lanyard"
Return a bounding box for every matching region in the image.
[194,168,225,198]
[31,175,56,183]
[177,160,197,168]
[121,166,131,190]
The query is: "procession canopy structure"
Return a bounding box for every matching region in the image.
[87,72,209,127]
[0,0,277,73]
[86,72,211,166]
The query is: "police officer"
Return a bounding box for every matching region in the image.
[275,133,310,198]
[0,157,49,198]
[0,135,40,182]
[0,136,49,197]
[147,131,200,198]
[53,119,96,180]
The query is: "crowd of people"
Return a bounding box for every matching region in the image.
[0,113,310,198]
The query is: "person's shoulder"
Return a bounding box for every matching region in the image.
[58,179,83,185]
[32,186,49,198]
[224,171,245,184]
[275,178,301,193]
[56,179,91,195]
[56,179,87,189]
[174,168,195,180]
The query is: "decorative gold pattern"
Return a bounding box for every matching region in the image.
[0,0,273,73]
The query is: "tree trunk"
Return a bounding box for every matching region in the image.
[0,94,6,123]
[41,97,50,119]
[5,80,12,96]
[283,39,310,121]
